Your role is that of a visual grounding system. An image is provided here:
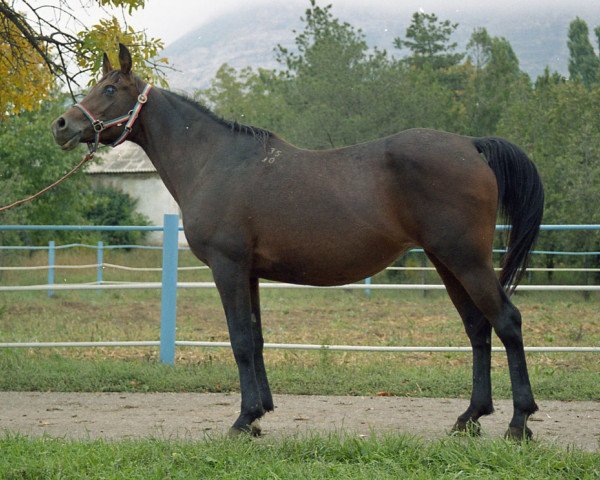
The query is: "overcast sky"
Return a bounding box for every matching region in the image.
[66,0,593,47]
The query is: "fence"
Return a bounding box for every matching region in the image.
[1,215,599,364]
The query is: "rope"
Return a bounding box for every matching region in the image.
[0,152,94,213]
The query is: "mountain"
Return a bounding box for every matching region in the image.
[161,0,600,93]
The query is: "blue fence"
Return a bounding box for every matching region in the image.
[2,216,600,364]
[1,216,180,365]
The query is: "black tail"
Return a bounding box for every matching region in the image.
[473,137,544,293]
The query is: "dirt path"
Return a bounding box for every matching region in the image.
[0,392,598,451]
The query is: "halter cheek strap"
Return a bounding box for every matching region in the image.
[73,83,152,154]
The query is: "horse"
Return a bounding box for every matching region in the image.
[52,44,544,440]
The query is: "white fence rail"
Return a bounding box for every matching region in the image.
[2,281,600,293]
[0,340,597,353]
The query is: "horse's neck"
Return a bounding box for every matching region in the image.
[130,89,233,203]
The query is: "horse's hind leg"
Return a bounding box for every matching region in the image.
[427,249,538,440]
[426,253,494,434]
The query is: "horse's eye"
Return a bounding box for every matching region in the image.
[103,85,117,96]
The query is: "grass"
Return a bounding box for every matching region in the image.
[0,349,598,401]
[0,249,599,399]
[1,250,599,477]
[0,432,598,479]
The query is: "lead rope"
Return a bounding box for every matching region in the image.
[0,152,95,213]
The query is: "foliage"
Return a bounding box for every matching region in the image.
[393,11,464,70]
[78,17,169,88]
[0,0,168,114]
[0,95,93,245]
[497,80,600,269]
[84,186,150,245]
[0,96,151,246]
[198,2,460,148]
[567,17,600,87]
[0,17,53,118]
[462,28,530,135]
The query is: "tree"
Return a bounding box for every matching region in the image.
[567,17,600,87]
[0,95,93,243]
[0,0,168,115]
[462,28,529,135]
[393,12,463,70]
[197,64,284,129]
[272,1,397,147]
[497,80,600,270]
[85,186,150,245]
[199,1,403,149]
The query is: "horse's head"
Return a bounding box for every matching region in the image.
[52,44,151,153]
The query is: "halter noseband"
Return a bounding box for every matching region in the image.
[73,83,152,154]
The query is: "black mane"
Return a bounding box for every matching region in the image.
[166,90,271,144]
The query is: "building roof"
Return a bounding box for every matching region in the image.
[86,142,156,174]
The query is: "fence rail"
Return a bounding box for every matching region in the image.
[0,340,597,353]
[2,282,600,293]
[1,216,599,363]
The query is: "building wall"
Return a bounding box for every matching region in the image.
[89,173,187,245]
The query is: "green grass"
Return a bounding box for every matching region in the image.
[0,278,598,400]
[1,433,598,479]
[1,251,599,475]
[0,350,598,401]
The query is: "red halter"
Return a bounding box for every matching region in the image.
[73,83,152,153]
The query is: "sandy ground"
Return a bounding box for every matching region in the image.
[0,392,598,451]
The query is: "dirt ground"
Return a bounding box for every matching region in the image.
[0,392,598,451]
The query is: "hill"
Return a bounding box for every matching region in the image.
[161,0,600,92]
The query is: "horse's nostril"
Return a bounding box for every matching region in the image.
[57,117,66,129]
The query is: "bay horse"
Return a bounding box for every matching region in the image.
[52,44,544,440]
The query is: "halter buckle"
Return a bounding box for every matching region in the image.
[137,93,148,104]
[92,120,104,132]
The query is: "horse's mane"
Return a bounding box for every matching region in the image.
[165,90,272,145]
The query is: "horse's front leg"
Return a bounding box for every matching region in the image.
[211,254,264,435]
[250,276,274,413]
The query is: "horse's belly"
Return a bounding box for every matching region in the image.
[252,237,412,286]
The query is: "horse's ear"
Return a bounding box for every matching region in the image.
[102,53,112,75]
[118,43,132,75]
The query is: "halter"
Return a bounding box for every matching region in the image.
[73,83,153,154]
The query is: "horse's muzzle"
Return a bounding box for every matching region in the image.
[51,115,83,151]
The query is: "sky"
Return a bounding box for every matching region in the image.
[66,0,588,47]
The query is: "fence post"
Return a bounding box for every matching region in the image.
[364,276,372,298]
[96,241,103,291]
[47,240,55,298]
[159,214,179,365]
[421,253,428,298]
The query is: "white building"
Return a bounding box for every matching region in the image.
[86,142,186,245]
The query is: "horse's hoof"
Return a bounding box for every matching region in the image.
[228,420,262,438]
[504,426,533,442]
[250,419,262,436]
[450,419,481,436]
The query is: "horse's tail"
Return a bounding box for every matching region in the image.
[473,137,544,294]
